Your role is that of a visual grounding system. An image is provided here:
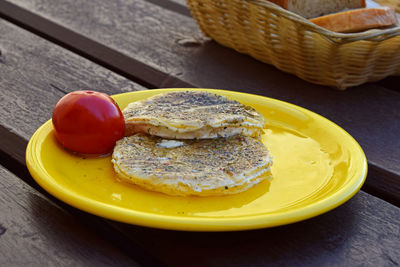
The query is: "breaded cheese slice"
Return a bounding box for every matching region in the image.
[112,133,273,196]
[123,91,265,139]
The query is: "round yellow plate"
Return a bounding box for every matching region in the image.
[26,89,367,231]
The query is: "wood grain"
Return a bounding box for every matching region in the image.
[2,0,400,202]
[0,165,140,266]
[0,19,144,139]
[3,132,397,266]
[0,20,169,266]
[0,11,399,267]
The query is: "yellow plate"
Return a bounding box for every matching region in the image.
[26,89,367,231]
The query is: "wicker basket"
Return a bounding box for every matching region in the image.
[186,0,400,89]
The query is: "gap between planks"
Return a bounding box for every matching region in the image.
[146,0,192,17]
[0,126,166,267]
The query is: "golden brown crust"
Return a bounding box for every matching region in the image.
[310,7,398,33]
[115,164,272,196]
[122,91,265,139]
[112,134,273,196]
[267,0,289,8]
[268,0,366,9]
[267,0,367,18]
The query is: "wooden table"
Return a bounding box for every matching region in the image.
[0,0,399,266]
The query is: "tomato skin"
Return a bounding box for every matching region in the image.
[52,91,125,154]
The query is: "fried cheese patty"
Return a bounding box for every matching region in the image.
[112,134,273,196]
[123,91,265,139]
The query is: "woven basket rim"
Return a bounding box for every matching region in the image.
[247,0,400,43]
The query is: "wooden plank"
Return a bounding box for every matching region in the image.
[0,165,140,266]
[366,164,400,206]
[0,14,399,267]
[0,0,191,89]
[1,99,398,265]
[2,130,399,264]
[0,128,166,267]
[0,20,169,267]
[111,191,400,266]
[0,18,145,139]
[1,0,399,202]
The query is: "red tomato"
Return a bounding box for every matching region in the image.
[52,90,125,154]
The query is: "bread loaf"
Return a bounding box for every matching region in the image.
[310,6,398,32]
[268,0,366,18]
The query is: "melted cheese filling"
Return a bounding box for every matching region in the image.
[125,124,263,139]
[125,116,264,132]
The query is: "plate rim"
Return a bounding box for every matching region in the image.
[26,88,368,231]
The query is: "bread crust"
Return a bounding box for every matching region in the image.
[310,7,398,33]
[267,0,289,8]
[267,0,366,18]
[112,134,273,196]
[267,0,366,9]
[122,91,265,139]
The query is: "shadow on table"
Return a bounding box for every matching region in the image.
[114,191,399,267]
